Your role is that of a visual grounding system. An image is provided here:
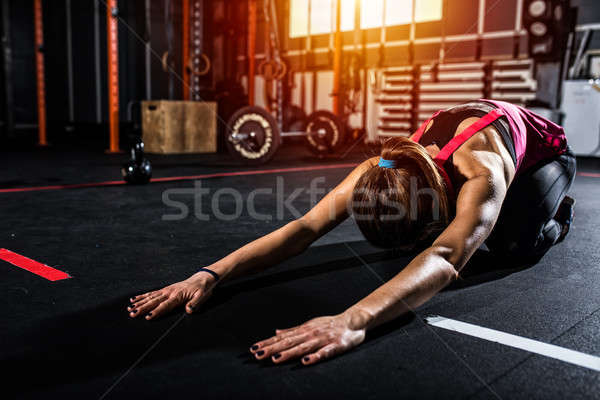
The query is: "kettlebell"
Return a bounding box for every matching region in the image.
[122,140,152,184]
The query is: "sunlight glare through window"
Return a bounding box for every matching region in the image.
[289,0,442,38]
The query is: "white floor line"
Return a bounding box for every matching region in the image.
[426,316,600,372]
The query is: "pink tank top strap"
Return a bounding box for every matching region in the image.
[410,108,506,199]
[434,162,456,200]
[434,108,505,164]
[411,110,442,143]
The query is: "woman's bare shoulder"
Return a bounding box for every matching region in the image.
[453,125,516,184]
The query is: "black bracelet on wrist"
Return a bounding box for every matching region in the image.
[198,267,220,282]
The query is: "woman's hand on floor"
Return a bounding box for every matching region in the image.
[127,272,216,320]
[249,312,366,365]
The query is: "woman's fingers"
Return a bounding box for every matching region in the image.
[250,327,302,352]
[129,293,160,309]
[130,291,155,303]
[274,326,296,335]
[185,291,208,314]
[271,338,324,363]
[249,314,364,366]
[129,292,163,309]
[274,318,318,334]
[127,278,214,319]
[129,295,167,318]
[127,291,165,313]
[302,343,342,365]
[145,297,181,320]
[252,333,310,360]
[250,336,280,352]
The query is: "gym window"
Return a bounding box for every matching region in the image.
[289,0,443,38]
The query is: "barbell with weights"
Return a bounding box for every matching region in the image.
[225,105,346,165]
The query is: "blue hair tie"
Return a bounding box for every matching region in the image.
[378,158,397,169]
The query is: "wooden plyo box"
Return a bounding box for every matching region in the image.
[142,100,217,154]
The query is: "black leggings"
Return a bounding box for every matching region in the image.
[485,147,576,262]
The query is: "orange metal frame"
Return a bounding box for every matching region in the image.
[248,0,257,106]
[107,0,120,152]
[34,0,47,146]
[182,0,191,100]
[332,0,342,116]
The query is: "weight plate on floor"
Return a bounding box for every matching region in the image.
[225,106,281,165]
[305,110,346,155]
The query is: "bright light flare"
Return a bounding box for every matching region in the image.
[290,0,443,38]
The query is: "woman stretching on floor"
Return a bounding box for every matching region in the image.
[127,99,576,366]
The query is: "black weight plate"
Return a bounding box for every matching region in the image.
[225,106,281,165]
[305,110,346,155]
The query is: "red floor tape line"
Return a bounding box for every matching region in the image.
[0,165,596,194]
[0,163,359,194]
[0,248,71,281]
[578,172,600,178]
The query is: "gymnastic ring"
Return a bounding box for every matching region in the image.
[273,61,287,81]
[258,59,277,80]
[188,53,211,76]
[258,59,286,81]
[161,51,171,72]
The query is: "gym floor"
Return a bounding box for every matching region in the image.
[1,143,599,399]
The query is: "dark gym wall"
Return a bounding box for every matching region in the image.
[0,0,38,131]
[572,0,600,24]
[149,0,183,101]
[572,0,600,50]
[1,0,153,141]
[120,0,149,121]
[10,0,37,126]
[44,0,72,127]
[0,0,232,142]
[70,0,101,125]
[55,0,147,127]
[2,0,600,144]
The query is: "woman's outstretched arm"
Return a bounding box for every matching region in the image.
[250,156,510,365]
[211,157,378,281]
[345,171,507,330]
[127,157,378,320]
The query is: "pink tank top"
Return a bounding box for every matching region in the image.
[412,99,568,198]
